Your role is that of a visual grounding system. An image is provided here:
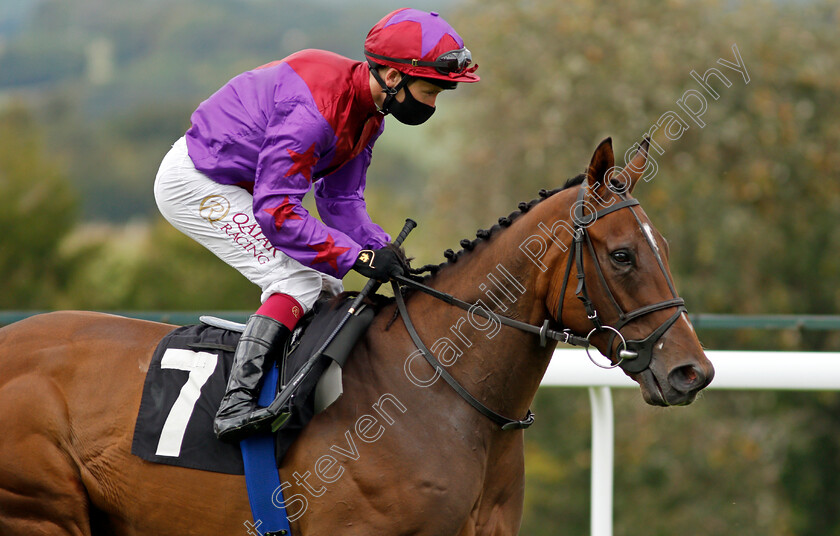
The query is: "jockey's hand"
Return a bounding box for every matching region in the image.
[352,245,408,282]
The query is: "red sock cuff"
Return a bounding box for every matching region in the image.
[256,293,304,330]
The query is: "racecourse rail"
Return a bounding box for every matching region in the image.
[546,348,840,536]
[2,311,839,535]
[543,313,840,536]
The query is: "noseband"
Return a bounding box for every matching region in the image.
[555,184,686,373]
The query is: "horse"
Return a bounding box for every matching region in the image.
[0,138,713,535]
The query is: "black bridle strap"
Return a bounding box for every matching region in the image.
[615,298,686,328]
[392,274,590,348]
[574,196,641,226]
[391,280,535,430]
[555,226,577,328]
[581,231,623,322]
[556,185,688,370]
[566,195,642,329]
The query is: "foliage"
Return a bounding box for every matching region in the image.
[57,219,260,311]
[0,104,77,308]
[0,0,455,222]
[529,388,803,536]
[434,0,840,534]
[438,0,840,321]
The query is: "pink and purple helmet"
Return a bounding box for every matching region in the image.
[364,8,479,84]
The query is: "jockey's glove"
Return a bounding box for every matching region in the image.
[352,245,408,282]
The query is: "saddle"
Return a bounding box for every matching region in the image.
[131,294,375,474]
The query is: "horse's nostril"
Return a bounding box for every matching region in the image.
[668,364,705,393]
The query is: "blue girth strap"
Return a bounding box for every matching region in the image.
[240,365,292,536]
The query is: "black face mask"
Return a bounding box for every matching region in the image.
[387,83,436,125]
[371,67,436,126]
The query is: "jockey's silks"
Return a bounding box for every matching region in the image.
[186,50,391,278]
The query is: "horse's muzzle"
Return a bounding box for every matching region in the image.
[635,358,714,407]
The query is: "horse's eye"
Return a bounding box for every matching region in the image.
[610,250,633,265]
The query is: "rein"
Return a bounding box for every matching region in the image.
[392,275,589,347]
[388,184,687,430]
[391,279,535,430]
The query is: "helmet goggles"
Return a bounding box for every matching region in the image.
[365,47,477,77]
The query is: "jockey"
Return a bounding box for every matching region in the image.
[153,8,479,442]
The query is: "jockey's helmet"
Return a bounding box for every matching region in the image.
[364,8,480,87]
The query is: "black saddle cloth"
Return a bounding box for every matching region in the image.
[130,295,375,474]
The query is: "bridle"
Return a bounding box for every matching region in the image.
[556,184,686,373]
[389,183,686,430]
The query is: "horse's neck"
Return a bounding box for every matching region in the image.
[411,219,562,421]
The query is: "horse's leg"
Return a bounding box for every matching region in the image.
[0,375,91,536]
[458,436,526,536]
[467,488,524,536]
[459,488,524,536]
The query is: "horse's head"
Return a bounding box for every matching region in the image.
[546,138,714,406]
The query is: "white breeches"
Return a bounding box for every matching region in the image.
[153,137,343,312]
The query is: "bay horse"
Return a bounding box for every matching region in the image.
[0,138,713,535]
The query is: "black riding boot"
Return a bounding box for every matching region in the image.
[214,314,290,442]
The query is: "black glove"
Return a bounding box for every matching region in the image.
[352,245,408,282]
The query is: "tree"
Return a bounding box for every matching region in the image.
[439,0,840,321]
[436,1,840,534]
[0,103,77,308]
[57,219,261,311]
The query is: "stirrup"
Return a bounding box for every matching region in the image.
[245,404,293,434]
[216,411,273,442]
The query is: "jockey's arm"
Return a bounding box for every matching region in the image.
[251,105,362,279]
[314,140,391,252]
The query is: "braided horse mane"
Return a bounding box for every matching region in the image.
[409,174,587,279]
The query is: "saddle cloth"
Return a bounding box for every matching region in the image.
[130,296,375,474]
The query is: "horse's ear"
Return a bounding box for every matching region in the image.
[586,137,615,189]
[614,137,650,194]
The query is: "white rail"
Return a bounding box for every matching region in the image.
[542,349,840,536]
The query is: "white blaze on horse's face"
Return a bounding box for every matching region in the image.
[681,311,695,333]
[641,223,660,255]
